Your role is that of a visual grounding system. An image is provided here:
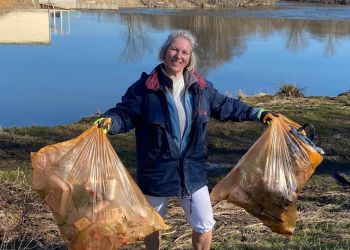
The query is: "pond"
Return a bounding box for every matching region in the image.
[0,2,349,128]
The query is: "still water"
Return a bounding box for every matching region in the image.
[0,3,349,128]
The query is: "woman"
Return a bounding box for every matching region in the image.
[96,30,275,250]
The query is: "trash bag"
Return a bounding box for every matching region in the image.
[31,126,169,250]
[210,114,324,239]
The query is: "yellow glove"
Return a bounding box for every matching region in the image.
[259,110,279,125]
[94,117,112,134]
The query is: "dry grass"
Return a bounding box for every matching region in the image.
[1,178,349,249]
[275,83,305,98]
[0,94,349,249]
[0,176,65,250]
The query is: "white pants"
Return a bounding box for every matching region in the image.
[145,186,215,233]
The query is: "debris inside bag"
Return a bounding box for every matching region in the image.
[210,114,324,239]
[31,126,169,250]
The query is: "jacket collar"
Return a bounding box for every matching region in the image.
[145,64,207,91]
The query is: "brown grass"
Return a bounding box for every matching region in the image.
[1,178,349,249]
[275,83,305,98]
[0,94,349,249]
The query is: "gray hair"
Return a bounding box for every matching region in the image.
[158,29,198,71]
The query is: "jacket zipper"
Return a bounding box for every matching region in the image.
[159,88,186,196]
[157,82,200,198]
[182,86,201,197]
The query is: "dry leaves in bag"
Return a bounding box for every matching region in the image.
[210,114,324,239]
[31,126,169,250]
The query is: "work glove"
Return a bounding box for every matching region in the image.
[259,110,279,125]
[94,117,112,134]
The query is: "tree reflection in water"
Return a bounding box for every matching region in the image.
[118,11,350,74]
[119,15,151,63]
[285,21,309,53]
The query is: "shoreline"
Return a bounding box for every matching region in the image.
[1,0,349,11]
[1,92,348,129]
[0,93,350,131]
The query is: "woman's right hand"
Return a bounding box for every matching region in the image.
[260,111,279,125]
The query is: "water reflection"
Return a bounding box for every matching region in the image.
[0,9,72,43]
[119,12,350,73]
[285,21,308,53]
[0,9,50,44]
[119,15,151,63]
[50,10,71,35]
[1,8,349,127]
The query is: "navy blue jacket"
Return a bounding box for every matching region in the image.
[102,64,261,197]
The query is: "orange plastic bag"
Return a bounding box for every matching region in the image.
[31,126,169,250]
[210,114,324,238]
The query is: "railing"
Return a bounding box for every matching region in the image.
[50,9,71,35]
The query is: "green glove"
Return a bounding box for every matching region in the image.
[94,117,111,134]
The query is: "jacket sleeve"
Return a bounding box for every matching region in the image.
[101,80,144,135]
[207,81,262,122]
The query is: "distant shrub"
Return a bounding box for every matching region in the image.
[276,83,305,98]
[338,91,350,97]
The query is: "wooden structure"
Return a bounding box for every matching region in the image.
[40,2,68,9]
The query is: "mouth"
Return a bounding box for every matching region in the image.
[171,60,182,66]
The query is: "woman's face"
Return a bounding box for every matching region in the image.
[164,37,192,77]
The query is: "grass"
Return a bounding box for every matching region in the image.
[0,167,29,183]
[0,94,349,249]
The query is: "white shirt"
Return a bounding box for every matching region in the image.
[170,75,186,138]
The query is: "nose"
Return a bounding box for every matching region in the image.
[174,51,182,58]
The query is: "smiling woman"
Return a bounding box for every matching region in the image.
[163,37,192,77]
[158,30,197,78]
[97,29,277,250]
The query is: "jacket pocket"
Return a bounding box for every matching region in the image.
[138,119,169,168]
[197,113,209,143]
[190,113,209,160]
[140,147,162,168]
[143,121,167,149]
